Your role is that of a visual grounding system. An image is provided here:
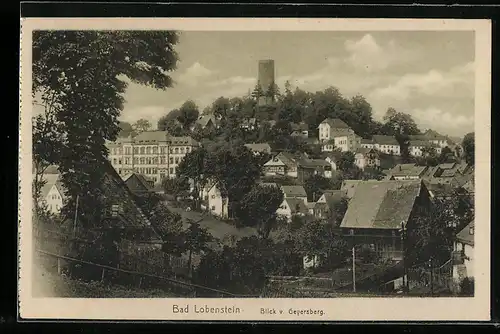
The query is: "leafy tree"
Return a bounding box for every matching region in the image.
[251,82,264,101]
[132,118,152,134]
[162,176,190,199]
[383,108,420,162]
[459,277,474,295]
[337,152,356,172]
[462,132,475,165]
[177,100,200,130]
[417,146,439,166]
[236,184,284,238]
[176,147,208,209]
[348,95,374,139]
[327,196,349,227]
[182,220,213,277]
[304,174,333,202]
[118,121,134,138]
[438,146,455,163]
[32,31,179,228]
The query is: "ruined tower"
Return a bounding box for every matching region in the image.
[257,59,275,106]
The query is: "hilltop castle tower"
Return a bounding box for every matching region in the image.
[257,59,275,106]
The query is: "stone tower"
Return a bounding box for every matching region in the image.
[258,59,275,106]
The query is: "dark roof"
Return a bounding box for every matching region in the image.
[320,118,350,129]
[456,221,474,246]
[123,173,154,192]
[196,114,217,127]
[389,164,427,178]
[320,189,347,207]
[299,159,331,168]
[133,131,169,143]
[169,136,199,146]
[423,180,455,197]
[361,138,374,144]
[340,180,422,229]
[424,129,448,140]
[281,185,307,198]
[285,198,309,214]
[372,135,399,146]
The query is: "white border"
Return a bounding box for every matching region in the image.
[19,18,491,321]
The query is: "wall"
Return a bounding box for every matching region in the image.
[208,185,228,219]
[45,185,63,214]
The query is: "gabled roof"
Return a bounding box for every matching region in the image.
[340,180,423,229]
[355,147,379,156]
[244,143,272,152]
[169,136,199,146]
[361,138,375,144]
[456,221,474,246]
[40,174,62,199]
[389,164,427,178]
[424,129,448,140]
[319,118,350,129]
[281,185,307,198]
[284,198,309,214]
[341,180,364,199]
[319,189,347,207]
[372,135,399,146]
[196,114,217,127]
[133,131,169,143]
[122,173,153,192]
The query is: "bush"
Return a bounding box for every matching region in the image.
[459,277,474,295]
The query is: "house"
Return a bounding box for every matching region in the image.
[195,114,218,130]
[361,138,376,150]
[263,152,304,178]
[452,221,474,286]
[200,181,229,219]
[290,122,309,138]
[371,135,401,156]
[280,185,308,203]
[318,118,361,152]
[244,143,272,155]
[121,173,154,196]
[386,164,428,180]
[354,148,381,170]
[324,154,339,172]
[276,197,309,222]
[340,180,431,261]
[408,140,442,157]
[411,130,450,149]
[313,189,347,219]
[298,159,335,181]
[38,173,66,215]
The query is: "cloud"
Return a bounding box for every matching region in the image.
[412,107,474,135]
[207,76,255,87]
[176,62,214,86]
[343,34,419,72]
[369,62,474,101]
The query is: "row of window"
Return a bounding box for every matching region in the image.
[112,146,192,155]
[113,156,183,166]
[49,194,60,200]
[116,167,177,179]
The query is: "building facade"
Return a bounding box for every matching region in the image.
[106,131,200,185]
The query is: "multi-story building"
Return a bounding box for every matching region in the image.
[106,131,200,185]
[318,118,361,153]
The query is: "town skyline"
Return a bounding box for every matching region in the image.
[116,31,475,138]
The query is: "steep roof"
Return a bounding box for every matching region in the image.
[372,135,399,146]
[281,185,307,198]
[456,221,474,246]
[320,189,347,207]
[319,118,350,129]
[196,114,217,127]
[340,180,423,229]
[40,174,62,199]
[285,198,309,214]
[134,131,169,143]
[122,173,153,192]
[244,143,272,152]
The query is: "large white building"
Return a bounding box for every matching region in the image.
[106,131,200,185]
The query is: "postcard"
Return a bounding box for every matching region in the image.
[19,17,491,321]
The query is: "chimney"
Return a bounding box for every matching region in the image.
[399,165,402,171]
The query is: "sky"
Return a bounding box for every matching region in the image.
[119,31,475,137]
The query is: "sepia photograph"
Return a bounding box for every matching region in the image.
[19,18,491,321]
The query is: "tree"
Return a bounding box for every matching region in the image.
[383,108,420,162]
[328,197,349,227]
[177,100,200,130]
[132,118,152,134]
[304,174,333,202]
[337,152,356,172]
[462,132,475,165]
[176,147,208,209]
[32,31,179,228]
[251,82,264,101]
[162,176,190,199]
[118,121,134,137]
[236,184,284,238]
[417,146,439,166]
[182,220,213,277]
[438,146,455,164]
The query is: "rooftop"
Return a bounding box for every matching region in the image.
[389,164,427,177]
[281,185,307,198]
[133,131,169,143]
[456,221,474,246]
[319,118,350,129]
[340,180,423,230]
[285,198,309,214]
[372,135,399,146]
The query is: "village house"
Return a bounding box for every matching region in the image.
[280,185,308,203]
[240,117,257,131]
[408,139,443,157]
[297,158,336,181]
[371,135,401,156]
[452,221,474,288]
[360,138,376,150]
[121,173,154,196]
[262,152,306,178]
[37,173,66,215]
[318,118,361,153]
[386,164,428,180]
[410,130,451,149]
[340,179,431,262]
[313,189,347,219]
[200,181,229,219]
[354,147,381,170]
[195,114,219,130]
[324,154,339,171]
[276,198,309,223]
[244,143,272,155]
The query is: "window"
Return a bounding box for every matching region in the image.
[180,147,185,154]
[186,147,190,153]
[469,226,474,235]
[118,159,122,164]
[140,158,145,164]
[169,157,174,164]
[118,148,122,155]
[175,157,179,164]
[211,206,216,211]
[153,168,157,174]
[211,195,216,199]
[175,147,179,154]
[172,167,176,174]
[170,148,174,153]
[134,157,138,165]
[134,147,139,154]
[55,204,59,210]
[140,147,145,154]
[160,156,165,164]
[160,173,165,180]
[153,157,158,164]
[113,158,117,165]
[153,147,158,154]
[169,167,174,174]
[126,147,131,155]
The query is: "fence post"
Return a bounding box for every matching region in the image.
[101,268,106,283]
